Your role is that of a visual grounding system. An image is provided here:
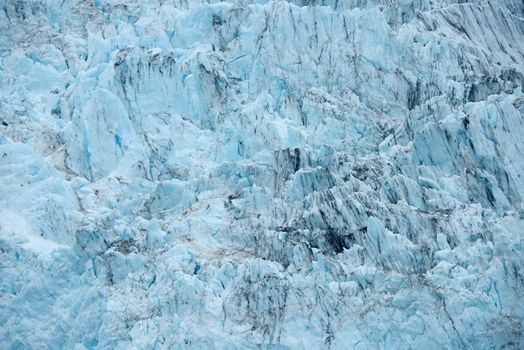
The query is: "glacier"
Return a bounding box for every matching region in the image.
[1,0,524,348]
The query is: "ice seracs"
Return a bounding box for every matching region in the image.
[1,0,523,349]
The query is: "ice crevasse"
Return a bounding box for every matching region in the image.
[0,0,524,349]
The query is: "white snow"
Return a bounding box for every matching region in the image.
[0,209,68,256]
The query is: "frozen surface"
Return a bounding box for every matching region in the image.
[1,0,524,348]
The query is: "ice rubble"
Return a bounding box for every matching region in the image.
[1,0,524,348]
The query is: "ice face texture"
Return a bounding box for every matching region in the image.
[1,0,524,348]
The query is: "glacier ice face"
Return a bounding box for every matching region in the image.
[1,0,524,348]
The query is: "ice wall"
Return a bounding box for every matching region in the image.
[1,0,523,348]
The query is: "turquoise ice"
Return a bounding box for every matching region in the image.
[1,0,523,348]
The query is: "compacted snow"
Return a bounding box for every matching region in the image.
[1,0,524,348]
